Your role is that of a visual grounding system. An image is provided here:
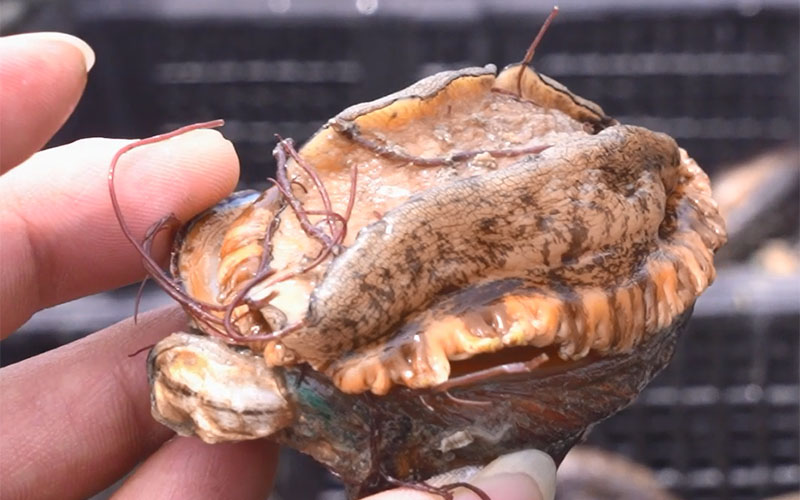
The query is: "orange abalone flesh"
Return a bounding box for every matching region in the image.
[172,63,725,395]
[148,60,726,497]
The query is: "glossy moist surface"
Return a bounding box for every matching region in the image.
[253,68,590,326]
[175,65,725,394]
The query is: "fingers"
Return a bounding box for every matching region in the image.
[464,450,555,500]
[451,474,547,500]
[0,307,182,500]
[365,450,556,500]
[0,33,94,172]
[365,477,545,500]
[112,437,278,500]
[0,129,239,335]
[365,479,546,500]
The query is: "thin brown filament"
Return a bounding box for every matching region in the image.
[332,121,550,166]
[443,483,491,500]
[280,137,338,238]
[290,179,309,194]
[516,5,560,96]
[275,138,356,251]
[304,210,347,244]
[256,200,286,275]
[192,315,230,340]
[135,214,180,322]
[418,395,436,413]
[277,138,336,242]
[382,475,491,500]
[279,138,352,251]
[273,143,333,247]
[133,279,148,324]
[107,120,241,341]
[433,353,550,393]
[127,343,157,358]
[442,391,492,407]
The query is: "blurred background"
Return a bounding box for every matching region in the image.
[1,0,798,499]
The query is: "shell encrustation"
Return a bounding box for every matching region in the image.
[172,62,725,397]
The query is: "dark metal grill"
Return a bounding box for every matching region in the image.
[6,1,799,499]
[587,308,800,500]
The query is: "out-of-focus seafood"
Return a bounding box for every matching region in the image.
[712,148,798,263]
[557,447,680,500]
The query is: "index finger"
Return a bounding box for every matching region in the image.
[0,129,240,335]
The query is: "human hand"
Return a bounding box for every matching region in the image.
[0,32,275,500]
[363,450,556,500]
[0,32,556,500]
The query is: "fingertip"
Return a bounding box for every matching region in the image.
[170,128,241,196]
[362,488,442,500]
[7,32,95,72]
[471,449,556,500]
[454,473,546,500]
[0,32,90,171]
[114,127,241,224]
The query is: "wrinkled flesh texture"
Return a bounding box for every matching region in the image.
[254,74,587,325]
[328,147,725,394]
[178,192,261,305]
[177,67,726,394]
[149,333,293,443]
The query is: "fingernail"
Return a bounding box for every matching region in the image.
[470,450,557,500]
[13,32,95,72]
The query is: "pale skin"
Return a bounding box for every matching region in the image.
[0,33,551,500]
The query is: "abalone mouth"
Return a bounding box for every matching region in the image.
[448,345,599,380]
[171,64,725,395]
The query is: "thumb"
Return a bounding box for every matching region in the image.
[365,449,556,500]
[452,450,557,500]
